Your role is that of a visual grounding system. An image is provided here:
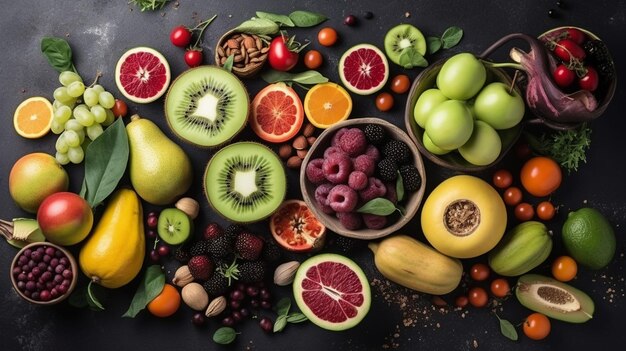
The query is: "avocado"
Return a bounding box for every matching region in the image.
[515,274,594,323]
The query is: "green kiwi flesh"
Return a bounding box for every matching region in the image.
[384,24,427,66]
[164,66,249,147]
[157,208,192,245]
[204,142,287,223]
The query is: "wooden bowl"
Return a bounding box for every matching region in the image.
[300,118,426,240]
[214,29,269,79]
[404,58,523,172]
[10,242,78,305]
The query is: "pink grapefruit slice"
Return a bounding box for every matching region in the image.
[250,83,304,143]
[115,47,171,104]
[293,253,371,331]
[338,43,389,95]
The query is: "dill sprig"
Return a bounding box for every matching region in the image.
[526,123,592,174]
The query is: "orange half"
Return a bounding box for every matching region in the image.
[13,97,53,139]
[304,83,352,129]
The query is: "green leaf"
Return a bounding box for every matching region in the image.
[286,312,308,323]
[261,70,328,85]
[79,177,88,199]
[223,54,234,72]
[357,198,397,216]
[441,26,464,49]
[82,118,129,208]
[213,327,237,345]
[396,172,405,202]
[276,297,291,316]
[234,18,280,35]
[87,281,105,311]
[497,315,518,341]
[273,315,288,333]
[122,265,165,318]
[256,11,295,27]
[129,0,170,11]
[399,47,428,69]
[41,37,75,73]
[427,36,442,55]
[288,10,327,27]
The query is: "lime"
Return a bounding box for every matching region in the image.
[562,207,616,269]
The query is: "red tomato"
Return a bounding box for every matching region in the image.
[111,99,128,118]
[515,203,535,222]
[490,278,510,298]
[523,313,551,340]
[390,75,411,94]
[520,157,562,197]
[170,25,192,48]
[184,50,203,67]
[579,66,599,92]
[552,256,578,282]
[503,187,523,206]
[455,295,469,308]
[318,27,338,47]
[468,287,488,308]
[566,28,586,45]
[554,39,586,62]
[492,169,513,189]
[304,50,323,69]
[375,92,394,112]
[470,263,490,281]
[537,201,556,221]
[553,64,576,88]
[268,36,300,71]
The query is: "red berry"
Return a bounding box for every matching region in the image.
[554,39,586,62]
[146,215,158,229]
[170,25,192,47]
[566,28,586,45]
[157,244,170,257]
[259,317,273,333]
[149,250,160,263]
[579,66,599,92]
[344,15,357,26]
[192,312,205,326]
[203,222,224,240]
[185,50,203,68]
[552,64,576,88]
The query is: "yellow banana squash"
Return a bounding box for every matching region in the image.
[79,189,145,289]
[369,234,463,295]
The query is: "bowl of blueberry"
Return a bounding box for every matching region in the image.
[10,242,78,305]
[300,117,426,240]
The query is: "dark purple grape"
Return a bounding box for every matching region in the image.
[62,269,73,279]
[25,281,36,291]
[21,264,30,273]
[31,292,39,300]
[250,299,260,309]
[230,300,241,310]
[17,272,27,282]
[62,279,71,287]
[240,308,250,318]
[260,288,271,300]
[23,249,32,258]
[259,317,273,333]
[146,230,157,239]
[27,272,35,281]
[59,257,68,266]
[54,275,64,284]
[57,284,68,294]
[261,300,272,310]
[222,316,235,327]
[50,258,59,268]
[18,255,28,265]
[157,245,170,257]
[37,262,47,271]
[31,251,42,262]
[17,281,26,291]
[28,260,36,269]
[232,311,242,322]
[192,313,205,326]
[31,267,41,277]
[41,271,52,282]
[55,250,63,258]
[45,247,55,256]
[230,289,244,301]
[39,290,51,301]
[246,285,259,297]
[146,213,158,229]
[50,288,59,299]
[344,15,357,26]
[149,250,160,263]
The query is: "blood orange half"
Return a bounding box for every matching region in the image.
[339,44,389,95]
[293,253,371,331]
[250,83,304,143]
[270,200,326,252]
[115,47,171,104]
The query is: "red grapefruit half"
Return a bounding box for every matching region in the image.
[115,47,171,104]
[250,83,304,143]
[339,44,389,95]
[270,199,326,252]
[293,253,371,331]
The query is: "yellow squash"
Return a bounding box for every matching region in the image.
[79,189,145,289]
[369,235,463,295]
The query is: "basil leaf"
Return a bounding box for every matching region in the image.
[122,265,165,318]
[41,37,75,73]
[276,297,291,316]
[68,286,89,308]
[399,47,428,69]
[82,118,129,208]
[213,327,237,345]
[427,36,442,55]
[396,172,405,202]
[87,281,105,311]
[261,70,328,85]
[497,315,519,341]
[223,54,234,72]
[357,198,397,216]
[273,315,288,333]
[235,18,280,35]
[286,312,308,323]
[256,11,295,27]
[288,10,327,27]
[441,26,464,49]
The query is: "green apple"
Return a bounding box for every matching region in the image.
[458,120,502,166]
[473,82,525,129]
[425,100,474,150]
[413,89,448,128]
[437,53,486,100]
[422,132,450,155]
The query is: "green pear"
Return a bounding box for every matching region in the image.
[126,114,193,205]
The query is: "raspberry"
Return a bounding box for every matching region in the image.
[352,154,376,176]
[365,145,381,162]
[203,222,224,241]
[399,165,422,192]
[337,212,363,230]
[188,255,214,281]
[306,158,326,184]
[348,171,368,191]
[324,146,347,159]
[323,152,353,184]
[364,124,387,145]
[383,139,410,164]
[362,214,388,229]
[385,182,397,204]
[314,183,335,214]
[331,127,349,147]
[377,158,398,182]
[328,185,358,213]
[359,177,387,202]
[338,128,368,157]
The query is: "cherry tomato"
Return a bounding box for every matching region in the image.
[184,49,203,67]
[503,187,523,206]
[375,92,394,112]
[455,295,469,308]
[111,99,128,118]
[515,202,535,221]
[536,201,556,221]
[268,36,300,71]
[554,39,586,62]
[552,256,578,282]
[490,278,510,298]
[318,27,338,47]
[170,25,192,48]
[303,50,323,69]
[468,287,488,308]
[492,169,513,189]
[552,64,576,88]
[566,28,586,45]
[390,74,411,94]
[523,313,551,340]
[520,156,562,197]
[470,263,490,282]
[579,66,599,92]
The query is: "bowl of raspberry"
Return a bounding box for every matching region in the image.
[10,242,78,305]
[300,118,426,239]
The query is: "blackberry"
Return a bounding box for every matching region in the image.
[583,40,615,79]
[261,240,282,262]
[333,235,356,253]
[207,235,233,258]
[382,140,410,164]
[363,124,387,145]
[376,158,398,182]
[173,245,191,263]
[225,224,245,240]
[189,240,211,256]
[399,165,422,192]
[238,261,266,283]
[202,273,230,296]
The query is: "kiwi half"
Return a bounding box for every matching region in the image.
[164,66,249,147]
[204,142,287,223]
[157,208,192,245]
[384,24,427,66]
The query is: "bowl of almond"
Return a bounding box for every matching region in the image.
[214,29,270,78]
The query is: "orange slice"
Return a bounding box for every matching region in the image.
[304,82,352,128]
[13,97,53,139]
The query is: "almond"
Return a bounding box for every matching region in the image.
[273,261,300,286]
[278,144,293,160]
[306,136,317,147]
[302,123,316,137]
[292,135,308,150]
[205,296,227,317]
[286,155,302,168]
[227,39,239,49]
[182,282,209,311]
[172,265,193,287]
[297,149,308,159]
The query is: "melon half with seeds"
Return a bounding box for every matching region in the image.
[115,47,171,104]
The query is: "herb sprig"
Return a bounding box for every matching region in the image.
[525,123,592,173]
[129,0,170,12]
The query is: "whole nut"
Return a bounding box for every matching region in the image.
[307,136,317,146]
[243,36,256,49]
[302,123,316,137]
[175,197,200,219]
[274,261,300,286]
[205,296,227,317]
[296,149,308,159]
[172,265,194,287]
[227,39,239,49]
[182,282,209,311]
[292,135,308,150]
[286,155,302,168]
[278,144,293,160]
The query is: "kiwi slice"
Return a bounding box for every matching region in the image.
[384,24,427,66]
[204,142,286,223]
[157,208,192,245]
[164,66,249,147]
